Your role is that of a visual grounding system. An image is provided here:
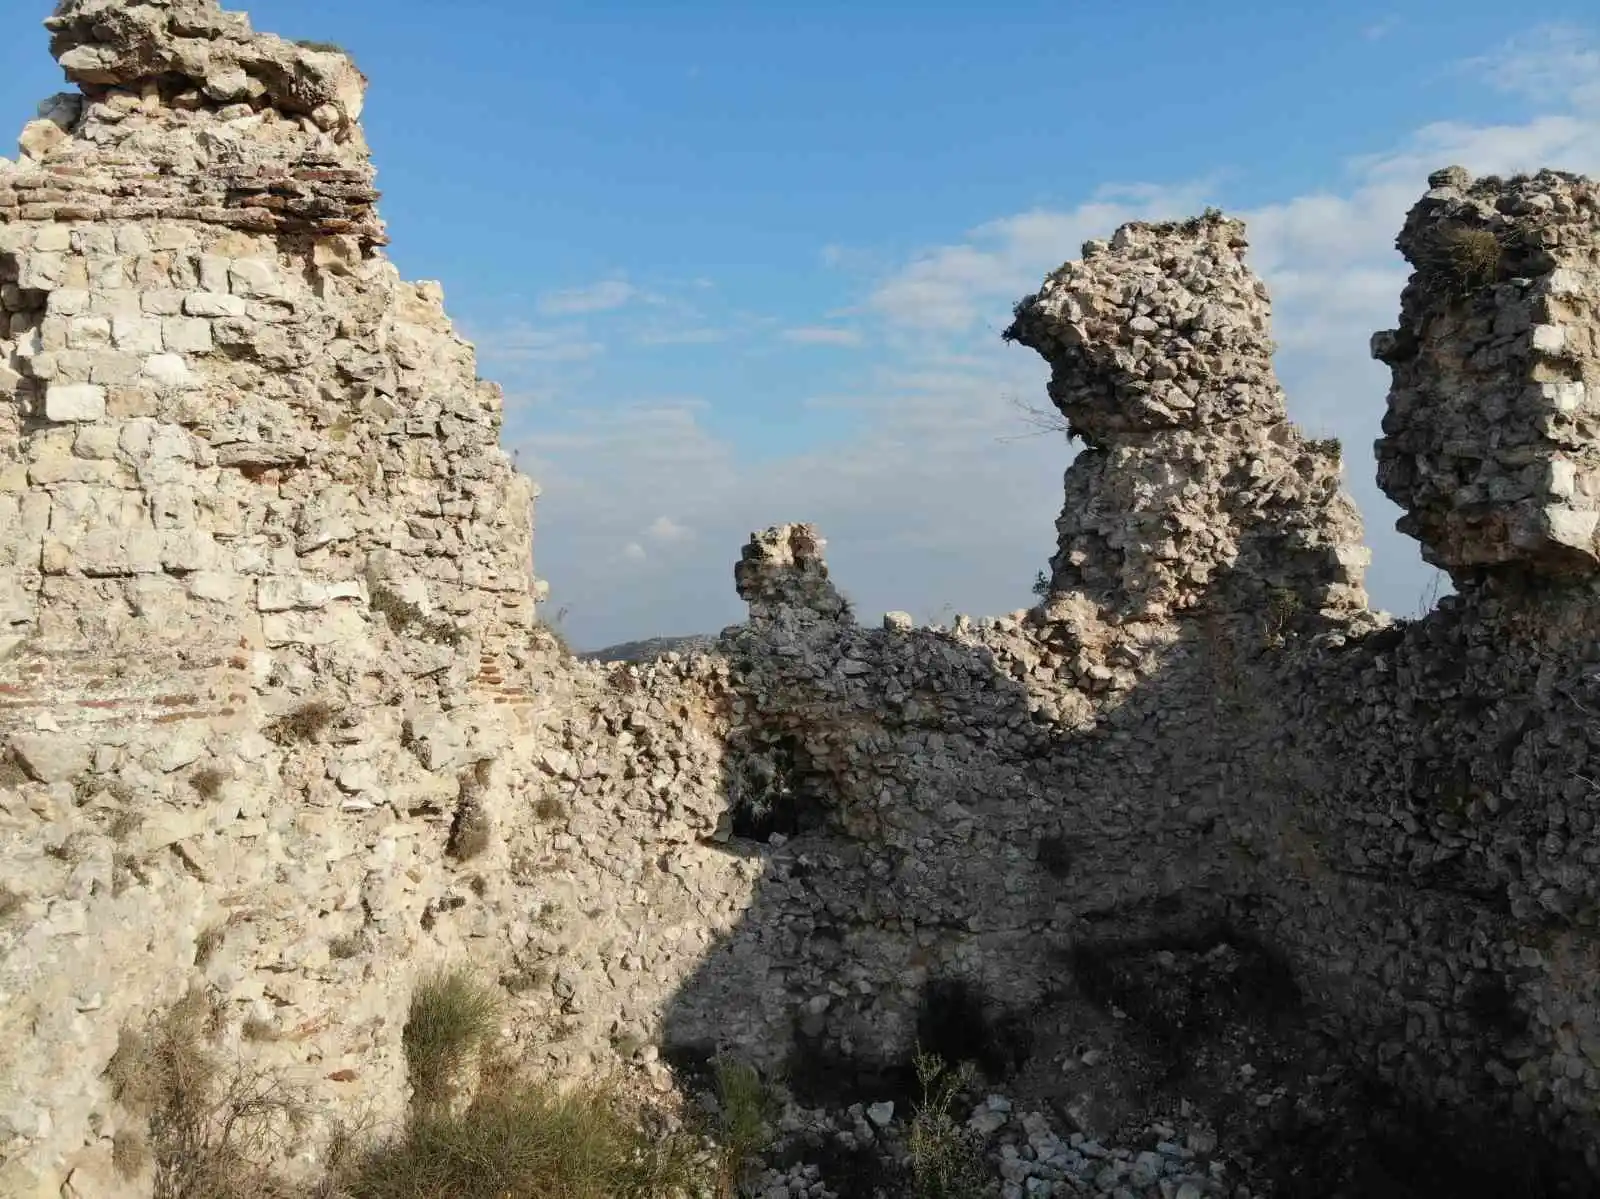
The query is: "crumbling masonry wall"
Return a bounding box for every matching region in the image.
[8,1,1600,1195]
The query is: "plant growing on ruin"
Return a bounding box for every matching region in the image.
[194,922,227,969]
[1264,587,1304,649]
[711,1056,773,1197]
[533,795,567,824]
[535,605,576,659]
[402,969,502,1109]
[0,749,29,788]
[1031,570,1051,601]
[190,766,227,800]
[106,989,303,1197]
[370,584,466,648]
[109,809,145,842]
[906,1049,988,1199]
[267,700,342,746]
[328,932,367,960]
[337,1067,706,1199]
[1421,224,1512,296]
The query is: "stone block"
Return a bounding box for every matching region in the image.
[141,289,185,316]
[228,259,280,298]
[43,382,105,422]
[31,223,71,253]
[141,353,194,387]
[8,733,91,783]
[183,292,247,318]
[162,314,214,354]
[18,252,65,290]
[46,289,90,316]
[112,314,164,353]
[88,352,142,385]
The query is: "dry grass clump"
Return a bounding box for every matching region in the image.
[0,748,29,788]
[533,795,566,824]
[401,969,502,1109]
[194,923,227,968]
[370,584,466,648]
[711,1056,773,1197]
[446,762,493,862]
[337,1075,705,1199]
[906,1050,989,1199]
[109,809,145,842]
[0,886,24,922]
[337,971,707,1197]
[328,932,367,960]
[267,700,342,746]
[106,989,302,1198]
[1422,223,1511,295]
[190,766,227,800]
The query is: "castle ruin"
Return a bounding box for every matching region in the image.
[4,2,1600,1196]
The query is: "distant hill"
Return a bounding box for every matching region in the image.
[579,633,721,663]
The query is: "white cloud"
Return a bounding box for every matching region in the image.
[478,321,603,364]
[647,516,692,543]
[1464,25,1600,110]
[635,328,727,346]
[782,326,865,346]
[538,279,638,316]
[867,182,1219,334]
[514,25,1600,649]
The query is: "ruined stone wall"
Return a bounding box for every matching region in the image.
[658,184,1600,1185]
[8,2,1600,1196]
[0,2,553,1193]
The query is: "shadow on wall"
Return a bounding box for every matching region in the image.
[652,542,1598,1199]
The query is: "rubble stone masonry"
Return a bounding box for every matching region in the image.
[6,2,1600,1196]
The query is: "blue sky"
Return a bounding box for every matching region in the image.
[4,3,1600,648]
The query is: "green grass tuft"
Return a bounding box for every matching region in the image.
[712,1056,772,1196]
[338,1074,705,1199]
[906,1049,989,1199]
[402,970,502,1109]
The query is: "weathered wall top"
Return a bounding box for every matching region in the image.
[733,523,851,623]
[46,0,367,126]
[1004,212,1371,627]
[1374,166,1600,585]
[1,0,382,247]
[7,0,1600,1194]
[1005,212,1277,443]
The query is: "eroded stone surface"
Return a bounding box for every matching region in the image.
[1375,166,1600,581]
[1005,212,1371,627]
[6,1,1600,1196]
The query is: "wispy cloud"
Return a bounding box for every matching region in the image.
[647,516,693,542]
[481,322,604,364]
[1463,24,1600,110]
[513,24,1600,649]
[537,278,638,316]
[635,327,728,346]
[782,326,865,347]
[867,181,1219,333]
[1362,16,1399,41]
